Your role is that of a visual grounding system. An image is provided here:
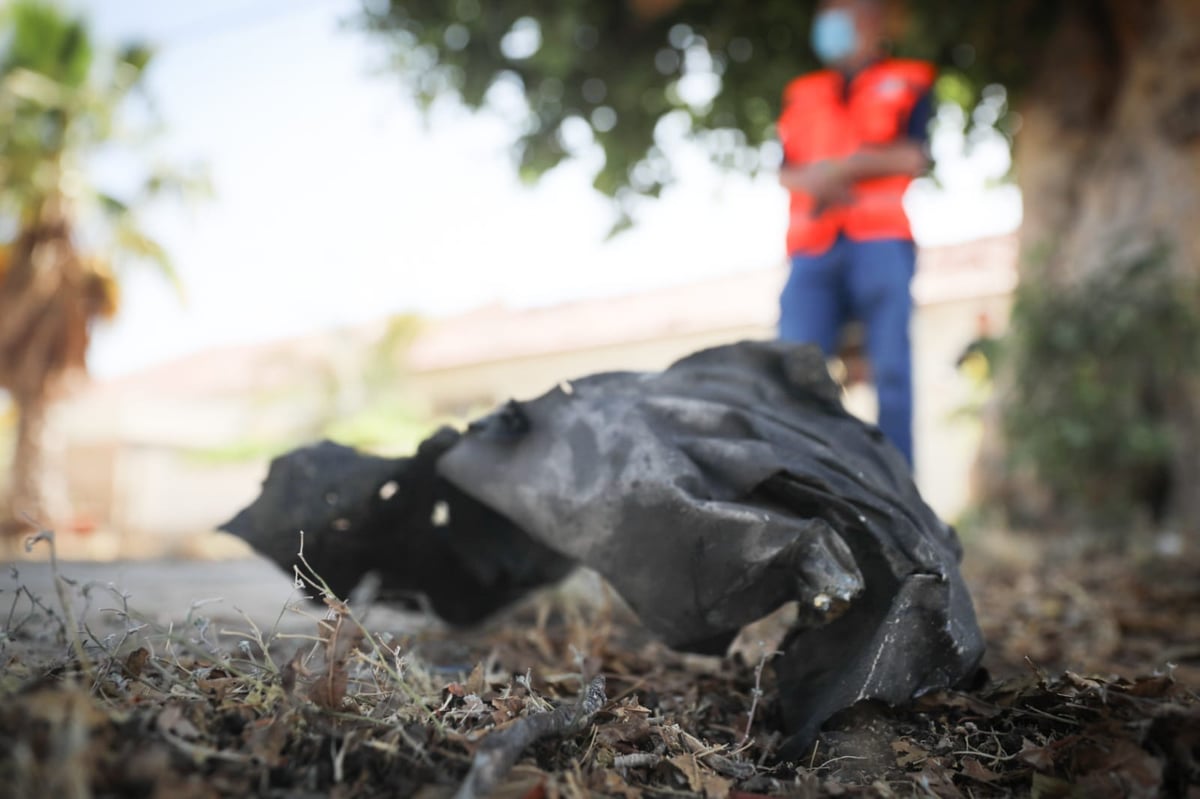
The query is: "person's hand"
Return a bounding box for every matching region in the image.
[779,160,854,213]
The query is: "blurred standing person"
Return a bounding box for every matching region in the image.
[777,0,934,468]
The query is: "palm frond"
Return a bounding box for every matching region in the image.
[0,1,94,88]
[111,220,185,302]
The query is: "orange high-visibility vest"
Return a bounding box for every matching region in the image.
[779,59,935,256]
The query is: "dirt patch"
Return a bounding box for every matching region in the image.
[1,531,1197,797]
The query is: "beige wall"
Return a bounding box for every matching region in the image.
[58,286,1011,546]
[912,294,1011,519]
[406,324,774,415]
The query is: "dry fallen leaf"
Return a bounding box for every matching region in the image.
[465,662,487,697]
[668,753,704,793]
[1019,737,1058,772]
[595,769,643,799]
[959,756,1001,783]
[700,770,733,798]
[892,738,929,768]
[241,709,294,767]
[490,695,526,726]
[594,716,653,746]
[122,647,150,679]
[307,609,364,710]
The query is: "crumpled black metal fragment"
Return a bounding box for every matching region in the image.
[220,429,574,626]
[223,340,984,754]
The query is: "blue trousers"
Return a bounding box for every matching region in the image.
[779,236,916,467]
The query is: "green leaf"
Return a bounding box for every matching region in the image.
[358,0,1062,205]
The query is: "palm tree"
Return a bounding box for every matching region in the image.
[0,1,193,537]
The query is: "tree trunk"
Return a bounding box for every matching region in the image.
[977,0,1200,534]
[0,204,95,541]
[3,391,48,538]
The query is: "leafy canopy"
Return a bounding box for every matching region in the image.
[360,1,1058,209]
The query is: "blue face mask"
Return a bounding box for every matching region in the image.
[810,9,858,65]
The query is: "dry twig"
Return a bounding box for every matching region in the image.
[454,674,607,799]
[738,649,776,748]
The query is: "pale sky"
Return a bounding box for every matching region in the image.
[74,0,1020,378]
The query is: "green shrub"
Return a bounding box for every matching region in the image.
[1004,243,1200,528]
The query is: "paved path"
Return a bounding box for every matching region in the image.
[0,556,427,644]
